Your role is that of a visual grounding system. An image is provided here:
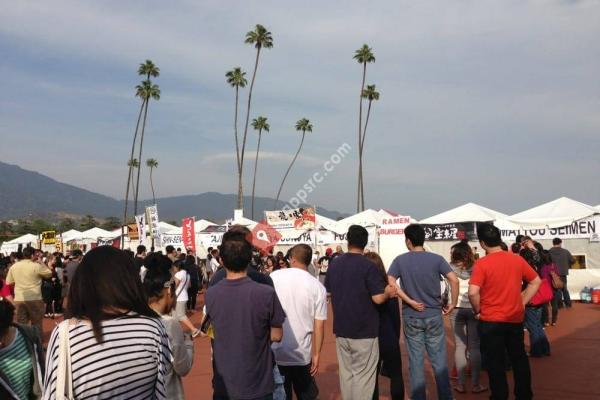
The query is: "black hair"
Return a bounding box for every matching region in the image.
[404,224,426,247]
[124,249,134,260]
[553,237,562,246]
[0,282,15,336]
[476,223,502,247]
[220,234,252,273]
[347,225,369,249]
[71,249,83,258]
[289,244,312,266]
[142,264,173,300]
[165,245,175,254]
[136,245,146,255]
[364,252,387,283]
[541,250,553,265]
[22,247,34,259]
[184,255,196,266]
[516,234,525,244]
[144,252,173,274]
[511,243,521,254]
[66,246,157,343]
[500,242,509,251]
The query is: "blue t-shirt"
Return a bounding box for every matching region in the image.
[388,251,452,318]
[325,253,386,339]
[206,277,286,398]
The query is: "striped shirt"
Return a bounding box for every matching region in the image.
[43,314,172,400]
[0,329,33,400]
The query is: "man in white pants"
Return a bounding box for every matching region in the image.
[271,244,327,400]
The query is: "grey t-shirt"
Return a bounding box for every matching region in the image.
[388,251,452,318]
[64,261,79,283]
[548,247,574,276]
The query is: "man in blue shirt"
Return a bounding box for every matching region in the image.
[325,225,396,399]
[388,224,459,400]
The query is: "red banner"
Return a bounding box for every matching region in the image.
[182,217,196,252]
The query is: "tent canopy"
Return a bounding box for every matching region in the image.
[81,227,116,239]
[61,229,83,241]
[507,197,598,228]
[8,233,38,244]
[420,202,508,224]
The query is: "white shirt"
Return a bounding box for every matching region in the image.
[174,270,189,302]
[209,258,220,274]
[270,268,327,366]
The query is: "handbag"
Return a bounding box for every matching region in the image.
[56,320,75,400]
[550,271,564,289]
[530,278,554,306]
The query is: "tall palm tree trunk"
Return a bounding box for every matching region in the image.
[134,100,150,215]
[360,99,373,211]
[357,62,366,212]
[238,47,262,210]
[150,167,156,205]
[251,131,263,220]
[234,87,241,176]
[275,131,305,206]
[121,100,146,248]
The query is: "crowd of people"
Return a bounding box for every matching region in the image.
[0,222,576,399]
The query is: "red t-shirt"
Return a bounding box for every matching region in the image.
[0,279,13,299]
[470,251,538,323]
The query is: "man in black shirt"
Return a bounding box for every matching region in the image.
[133,245,146,273]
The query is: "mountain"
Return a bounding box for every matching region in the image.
[0,161,348,222]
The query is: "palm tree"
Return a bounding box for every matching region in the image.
[122,60,160,246]
[275,118,312,206]
[133,79,160,215]
[250,116,270,219]
[359,84,380,210]
[353,44,375,212]
[226,67,248,200]
[146,158,159,205]
[138,59,160,80]
[127,158,140,204]
[238,24,273,210]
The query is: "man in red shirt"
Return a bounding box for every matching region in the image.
[469,223,541,400]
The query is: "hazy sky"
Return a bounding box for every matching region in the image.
[1,0,599,218]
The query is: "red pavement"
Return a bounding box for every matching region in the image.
[41,301,600,399]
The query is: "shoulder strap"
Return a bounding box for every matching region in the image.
[56,320,74,400]
[176,273,188,298]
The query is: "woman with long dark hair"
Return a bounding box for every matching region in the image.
[42,246,172,399]
[365,251,424,400]
[449,241,487,394]
[143,258,194,400]
[520,241,551,357]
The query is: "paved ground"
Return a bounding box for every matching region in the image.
[41,300,600,399]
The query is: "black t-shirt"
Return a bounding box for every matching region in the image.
[186,264,200,285]
[325,253,386,339]
[132,256,144,273]
[317,256,331,275]
[205,277,286,398]
[209,266,274,288]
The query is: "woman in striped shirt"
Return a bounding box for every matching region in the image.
[43,246,172,400]
[0,289,45,400]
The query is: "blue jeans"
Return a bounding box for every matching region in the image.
[524,306,550,357]
[403,314,452,400]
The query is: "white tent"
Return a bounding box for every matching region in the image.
[420,203,508,224]
[506,197,598,228]
[8,233,38,244]
[61,229,83,242]
[81,227,118,240]
[315,214,339,233]
[420,203,507,261]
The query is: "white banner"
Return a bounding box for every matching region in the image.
[265,207,316,229]
[498,216,600,242]
[135,214,146,242]
[145,205,160,240]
